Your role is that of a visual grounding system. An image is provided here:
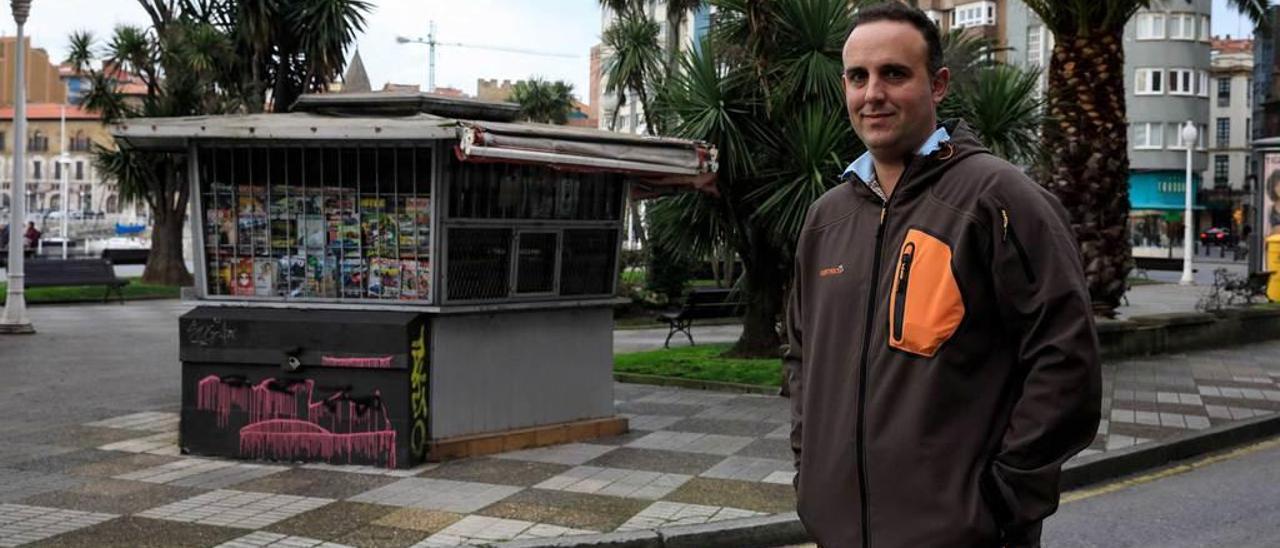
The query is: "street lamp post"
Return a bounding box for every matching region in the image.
[1180,120,1197,286]
[2,0,35,334]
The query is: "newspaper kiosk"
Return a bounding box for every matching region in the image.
[113,93,717,468]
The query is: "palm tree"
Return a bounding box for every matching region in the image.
[601,3,663,133]
[941,64,1046,167]
[1022,0,1269,316]
[510,78,577,124]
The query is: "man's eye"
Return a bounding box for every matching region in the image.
[886,70,905,79]
[849,73,867,84]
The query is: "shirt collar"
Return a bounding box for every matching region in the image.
[841,126,952,185]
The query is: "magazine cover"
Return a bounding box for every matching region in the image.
[237,186,268,252]
[206,209,237,247]
[232,257,255,296]
[417,259,431,301]
[208,262,232,295]
[368,258,401,299]
[362,212,398,256]
[400,260,419,300]
[405,197,431,253]
[335,213,361,249]
[359,196,387,213]
[299,215,325,249]
[253,258,277,296]
[340,257,367,298]
[319,255,338,297]
[270,218,296,248]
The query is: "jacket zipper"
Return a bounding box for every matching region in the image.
[892,243,915,342]
[1001,208,1036,284]
[855,204,887,548]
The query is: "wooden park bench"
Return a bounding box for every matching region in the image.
[101,248,150,265]
[657,287,742,348]
[24,258,130,304]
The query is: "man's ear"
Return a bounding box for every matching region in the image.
[932,67,951,106]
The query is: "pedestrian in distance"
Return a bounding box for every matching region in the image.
[784,3,1102,547]
[23,221,40,258]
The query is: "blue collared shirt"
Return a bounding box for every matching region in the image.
[841,127,951,201]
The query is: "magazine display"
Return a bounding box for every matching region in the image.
[202,184,431,302]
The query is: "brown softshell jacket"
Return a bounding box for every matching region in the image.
[785,121,1102,547]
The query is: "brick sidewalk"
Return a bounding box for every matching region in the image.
[2,340,1279,546]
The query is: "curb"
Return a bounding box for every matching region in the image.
[1,294,179,306]
[612,373,778,395]
[484,413,1280,548]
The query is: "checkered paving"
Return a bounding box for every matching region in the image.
[347,478,522,513]
[136,490,332,529]
[116,459,288,489]
[22,340,1277,545]
[410,515,595,546]
[534,466,691,499]
[615,501,764,531]
[215,531,353,548]
[0,468,84,503]
[85,411,180,433]
[0,503,115,547]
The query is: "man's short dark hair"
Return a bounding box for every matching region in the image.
[850,1,945,76]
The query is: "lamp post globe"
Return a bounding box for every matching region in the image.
[1180,120,1197,286]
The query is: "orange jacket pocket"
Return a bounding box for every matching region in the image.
[889,228,965,357]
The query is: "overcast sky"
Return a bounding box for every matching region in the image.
[5,0,601,100]
[0,0,1267,107]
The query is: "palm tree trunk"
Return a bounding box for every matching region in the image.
[1041,31,1131,316]
[141,161,193,286]
[725,226,784,358]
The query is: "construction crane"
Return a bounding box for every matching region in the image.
[396,21,577,93]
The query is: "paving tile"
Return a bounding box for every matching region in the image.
[85,412,180,433]
[1205,405,1233,419]
[7,448,123,475]
[97,432,179,456]
[347,478,521,513]
[634,390,738,407]
[534,466,691,500]
[214,531,354,547]
[733,438,794,461]
[665,418,779,438]
[232,468,398,499]
[28,516,243,548]
[15,478,205,515]
[477,488,650,533]
[691,405,789,424]
[1134,411,1161,427]
[623,415,684,432]
[298,462,438,478]
[583,447,725,476]
[0,468,84,503]
[763,424,791,440]
[1109,408,1135,424]
[330,525,429,547]
[1159,413,1187,429]
[761,471,796,485]
[419,458,569,487]
[614,501,764,531]
[662,477,796,514]
[409,515,595,546]
[372,508,463,534]
[0,443,79,467]
[115,458,289,489]
[265,501,398,542]
[625,431,754,456]
[14,426,148,450]
[699,456,794,483]
[1185,416,1212,430]
[0,503,115,547]
[583,431,651,447]
[614,401,706,418]
[493,443,616,466]
[136,489,333,529]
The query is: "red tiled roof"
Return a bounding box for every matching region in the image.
[0,103,101,120]
[1212,38,1253,55]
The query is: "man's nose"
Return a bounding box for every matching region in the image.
[863,76,886,103]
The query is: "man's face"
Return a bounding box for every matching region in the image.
[842,21,949,161]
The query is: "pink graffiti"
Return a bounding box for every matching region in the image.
[194,374,397,467]
[319,356,394,368]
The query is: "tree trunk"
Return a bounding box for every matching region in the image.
[725,229,784,358]
[142,207,193,286]
[1040,31,1131,317]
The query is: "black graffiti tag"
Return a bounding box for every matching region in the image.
[186,318,237,347]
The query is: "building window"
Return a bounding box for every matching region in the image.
[1134,122,1164,149]
[1218,77,1231,107]
[75,161,84,180]
[1168,68,1194,95]
[1199,71,1210,97]
[1027,25,1044,67]
[1214,155,1229,188]
[1247,118,1252,142]
[1216,117,1230,148]
[1199,123,1207,150]
[952,1,996,28]
[1136,68,1164,95]
[32,160,41,180]
[1136,13,1166,40]
[28,130,48,152]
[1169,14,1196,40]
[0,131,5,151]
[69,131,91,152]
[53,161,61,180]
[1248,77,1253,108]
[1199,15,1211,42]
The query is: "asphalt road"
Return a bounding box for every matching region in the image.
[1042,437,1280,547]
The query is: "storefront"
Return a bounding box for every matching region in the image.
[113,93,717,467]
[1128,170,1204,257]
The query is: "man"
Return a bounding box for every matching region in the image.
[785,3,1101,547]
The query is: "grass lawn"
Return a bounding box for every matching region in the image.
[1127,277,1166,287]
[0,277,180,304]
[615,343,781,387]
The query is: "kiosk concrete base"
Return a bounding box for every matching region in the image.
[428,416,629,461]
